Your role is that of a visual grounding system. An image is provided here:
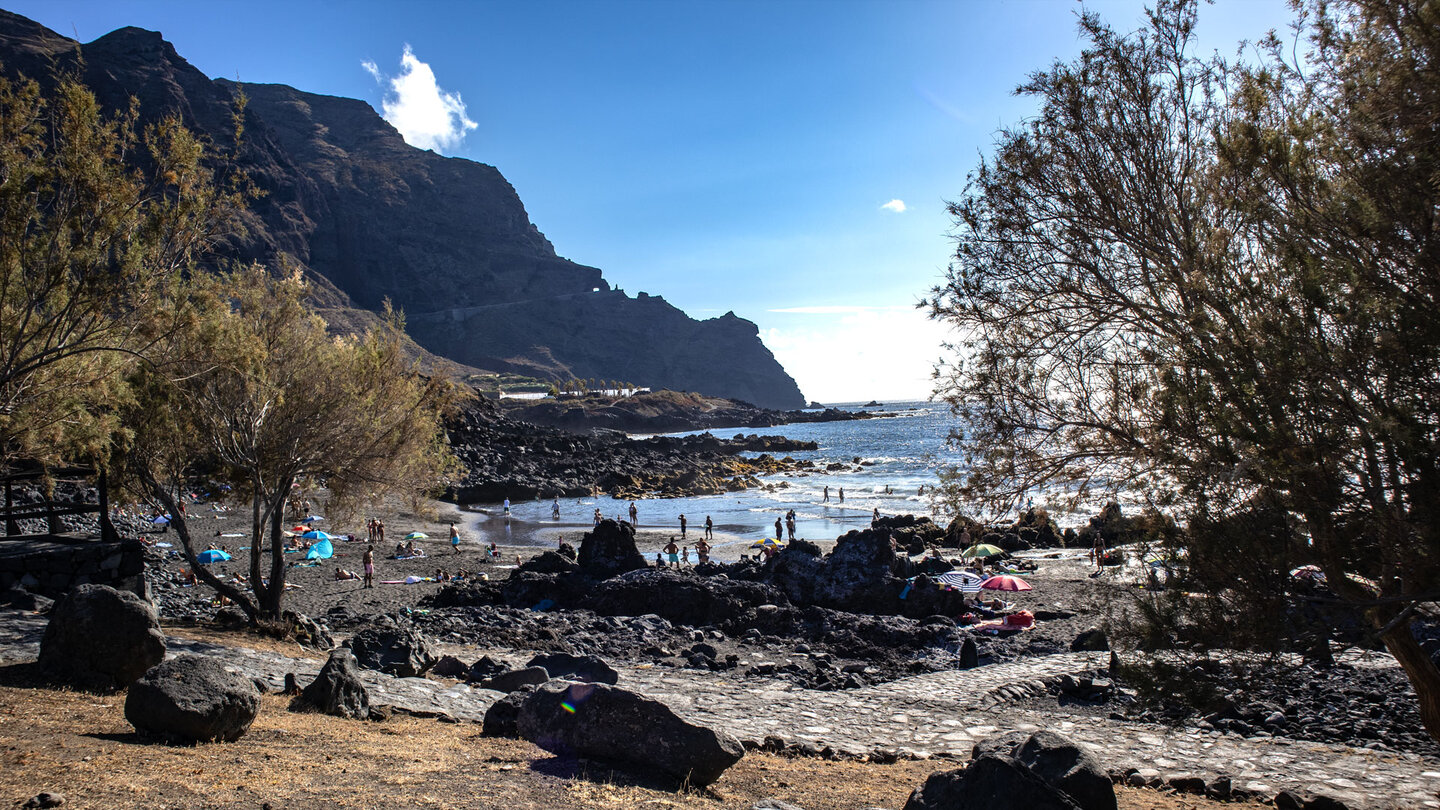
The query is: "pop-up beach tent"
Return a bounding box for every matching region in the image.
[305,538,335,559]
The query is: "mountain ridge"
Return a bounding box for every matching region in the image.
[0,10,807,408]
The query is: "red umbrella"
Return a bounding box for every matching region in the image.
[980,575,1032,592]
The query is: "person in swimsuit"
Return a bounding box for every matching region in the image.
[362,545,375,589]
[663,538,680,568]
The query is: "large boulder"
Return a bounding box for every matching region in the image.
[807,529,905,614]
[124,654,260,742]
[348,626,437,677]
[39,584,166,691]
[482,685,536,737]
[480,666,550,693]
[1013,731,1115,810]
[576,519,648,579]
[518,680,743,787]
[904,756,1081,810]
[943,732,1114,810]
[581,568,785,625]
[299,649,371,720]
[526,652,619,685]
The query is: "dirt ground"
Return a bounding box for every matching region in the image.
[0,655,1256,810]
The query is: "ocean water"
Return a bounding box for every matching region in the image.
[474,400,966,561]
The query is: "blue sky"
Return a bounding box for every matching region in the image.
[8,0,1296,402]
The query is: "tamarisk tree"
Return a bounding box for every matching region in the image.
[927,0,1440,738]
[120,267,454,625]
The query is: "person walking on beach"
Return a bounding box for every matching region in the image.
[1091,533,1106,576]
[502,497,511,518]
[449,522,460,554]
[362,545,375,589]
[664,538,680,569]
[823,485,829,502]
[593,508,602,525]
[628,501,638,525]
[838,487,845,503]
[704,515,713,540]
[679,514,687,538]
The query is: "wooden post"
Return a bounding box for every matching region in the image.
[98,467,118,544]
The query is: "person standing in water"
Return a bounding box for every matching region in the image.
[839,487,845,503]
[593,508,602,525]
[664,538,680,568]
[785,510,796,541]
[628,501,638,525]
[502,497,511,518]
[552,496,561,519]
[678,514,687,538]
[704,515,713,540]
[774,516,783,540]
[823,485,829,502]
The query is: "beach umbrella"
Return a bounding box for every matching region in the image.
[980,574,1032,592]
[301,530,334,541]
[301,515,325,523]
[961,543,1006,558]
[151,515,171,525]
[936,570,984,594]
[404,532,428,540]
[195,549,231,564]
[749,537,783,549]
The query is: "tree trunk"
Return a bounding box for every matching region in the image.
[260,482,292,622]
[1379,617,1440,743]
[249,490,268,608]
[147,481,258,621]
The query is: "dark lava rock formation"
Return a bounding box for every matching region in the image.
[0,11,806,409]
[445,393,818,501]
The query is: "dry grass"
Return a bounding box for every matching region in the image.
[0,660,1260,809]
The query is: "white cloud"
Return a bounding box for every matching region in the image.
[881,199,907,213]
[362,45,477,153]
[759,305,953,404]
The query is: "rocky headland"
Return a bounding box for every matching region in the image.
[445,393,819,502]
[497,389,892,435]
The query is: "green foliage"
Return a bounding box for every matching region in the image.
[927,0,1440,737]
[118,267,457,622]
[0,72,244,467]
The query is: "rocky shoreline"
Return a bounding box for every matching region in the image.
[446,393,821,501]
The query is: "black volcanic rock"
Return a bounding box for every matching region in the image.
[0,12,806,409]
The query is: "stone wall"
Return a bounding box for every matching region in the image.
[0,534,145,597]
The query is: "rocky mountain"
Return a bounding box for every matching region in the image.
[0,10,807,409]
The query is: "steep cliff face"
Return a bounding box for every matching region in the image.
[0,11,807,409]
